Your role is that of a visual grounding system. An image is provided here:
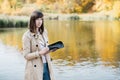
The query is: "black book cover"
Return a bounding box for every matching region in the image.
[48,41,64,50]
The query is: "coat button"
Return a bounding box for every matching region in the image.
[34,65,36,67]
[33,34,35,37]
[36,44,38,47]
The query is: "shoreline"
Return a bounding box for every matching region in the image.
[44,12,120,21]
[0,12,120,28]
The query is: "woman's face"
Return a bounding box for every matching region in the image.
[35,17,43,28]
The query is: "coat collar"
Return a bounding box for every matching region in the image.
[29,30,46,41]
[29,31,41,39]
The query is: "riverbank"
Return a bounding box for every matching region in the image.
[0,12,120,28]
[0,14,28,28]
[44,12,120,21]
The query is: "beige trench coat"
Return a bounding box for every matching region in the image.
[22,29,55,80]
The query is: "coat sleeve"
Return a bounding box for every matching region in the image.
[22,34,40,61]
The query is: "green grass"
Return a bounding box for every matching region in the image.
[0,15,29,28]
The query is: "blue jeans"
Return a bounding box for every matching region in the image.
[43,63,51,80]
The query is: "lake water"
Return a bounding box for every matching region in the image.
[0,20,120,80]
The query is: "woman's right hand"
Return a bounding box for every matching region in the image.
[38,47,49,55]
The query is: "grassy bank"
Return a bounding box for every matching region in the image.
[0,15,29,28]
[0,12,120,28]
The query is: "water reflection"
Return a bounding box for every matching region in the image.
[0,21,120,80]
[0,28,26,50]
[0,21,120,68]
[46,21,96,63]
[94,21,120,68]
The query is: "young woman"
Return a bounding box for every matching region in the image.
[22,10,56,80]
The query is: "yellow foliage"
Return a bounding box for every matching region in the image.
[0,0,120,17]
[74,3,82,13]
[113,1,120,18]
[1,0,11,14]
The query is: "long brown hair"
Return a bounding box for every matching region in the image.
[29,10,44,34]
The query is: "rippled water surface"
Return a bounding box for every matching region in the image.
[0,20,120,80]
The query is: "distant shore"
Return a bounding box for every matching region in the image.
[44,12,120,21]
[0,12,120,28]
